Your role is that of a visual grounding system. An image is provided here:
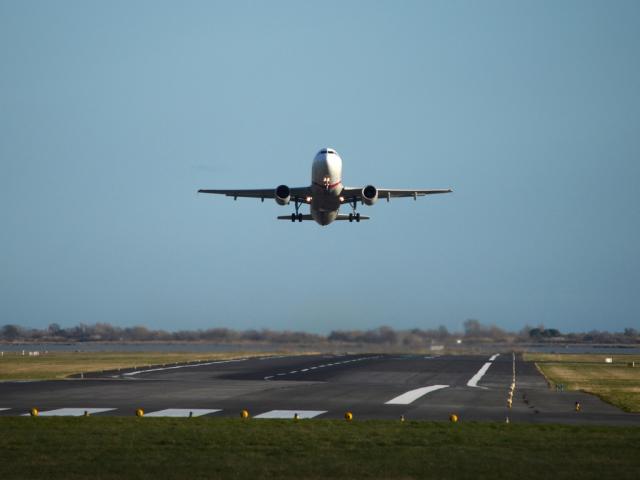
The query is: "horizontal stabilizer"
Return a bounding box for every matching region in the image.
[277,214,370,221]
[335,214,369,221]
[277,215,314,221]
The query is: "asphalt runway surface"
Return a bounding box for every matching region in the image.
[1,353,639,424]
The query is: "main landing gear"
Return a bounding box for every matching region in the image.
[290,198,303,222]
[348,198,360,222]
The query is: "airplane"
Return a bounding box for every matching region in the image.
[198,148,452,226]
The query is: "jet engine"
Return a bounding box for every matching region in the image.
[362,185,378,206]
[275,185,291,205]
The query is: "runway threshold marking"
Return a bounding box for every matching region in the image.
[385,385,449,405]
[254,410,327,419]
[22,408,116,416]
[122,358,247,377]
[144,409,221,417]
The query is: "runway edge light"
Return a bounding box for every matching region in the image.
[344,411,353,422]
[30,408,38,417]
[136,408,144,417]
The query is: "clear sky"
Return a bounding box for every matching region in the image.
[1,1,639,334]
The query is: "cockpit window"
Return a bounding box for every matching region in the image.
[319,149,336,155]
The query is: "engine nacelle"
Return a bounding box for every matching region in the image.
[275,185,291,205]
[362,185,378,206]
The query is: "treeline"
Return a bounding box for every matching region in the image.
[0,320,638,345]
[0,323,322,344]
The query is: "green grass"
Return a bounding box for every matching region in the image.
[524,353,640,364]
[0,418,638,479]
[0,351,291,380]
[524,353,640,412]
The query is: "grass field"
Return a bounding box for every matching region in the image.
[0,418,638,480]
[0,417,640,480]
[0,351,282,380]
[524,353,640,412]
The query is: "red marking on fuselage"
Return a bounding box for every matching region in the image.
[313,180,342,190]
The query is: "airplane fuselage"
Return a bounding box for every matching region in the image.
[310,148,343,225]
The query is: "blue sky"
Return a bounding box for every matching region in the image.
[1,1,639,334]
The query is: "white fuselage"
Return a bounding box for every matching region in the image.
[310,149,343,225]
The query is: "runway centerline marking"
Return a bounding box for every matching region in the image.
[144,409,221,417]
[254,410,327,419]
[263,356,382,380]
[22,408,115,417]
[385,385,449,405]
[467,362,493,388]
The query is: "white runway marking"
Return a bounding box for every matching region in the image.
[489,354,500,361]
[467,362,493,388]
[123,358,247,376]
[254,410,327,419]
[23,408,115,416]
[144,409,220,417]
[262,356,382,380]
[0,408,10,412]
[385,385,449,405]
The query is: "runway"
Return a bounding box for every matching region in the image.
[1,353,638,424]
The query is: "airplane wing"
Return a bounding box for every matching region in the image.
[198,187,312,202]
[339,187,452,204]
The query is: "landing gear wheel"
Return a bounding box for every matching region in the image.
[297,213,303,222]
[356,213,361,222]
[348,213,353,223]
[291,213,296,222]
